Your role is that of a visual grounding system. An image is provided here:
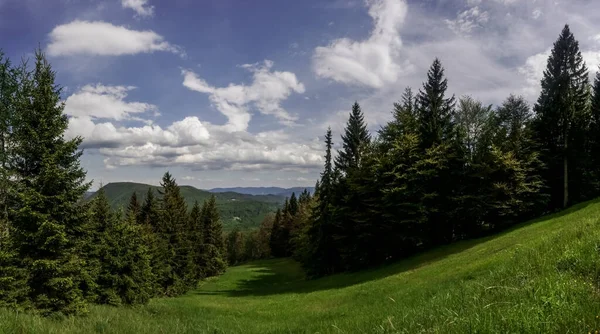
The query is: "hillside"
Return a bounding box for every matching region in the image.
[5,199,600,333]
[92,182,283,231]
[209,186,315,197]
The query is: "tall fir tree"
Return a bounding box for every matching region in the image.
[85,189,153,306]
[303,128,340,276]
[201,195,227,277]
[532,24,590,208]
[417,58,456,149]
[379,87,418,145]
[159,172,194,295]
[8,50,90,315]
[127,192,141,222]
[188,200,205,280]
[335,102,371,172]
[589,69,600,194]
[139,187,161,295]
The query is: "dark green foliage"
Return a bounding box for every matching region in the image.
[532,24,590,208]
[335,102,371,172]
[589,70,600,193]
[127,192,141,222]
[91,182,282,231]
[158,172,194,295]
[7,50,90,315]
[0,50,231,315]
[303,128,340,276]
[201,196,227,277]
[417,58,456,149]
[188,201,204,280]
[85,189,153,306]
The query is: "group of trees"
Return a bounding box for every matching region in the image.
[224,190,314,265]
[265,24,600,277]
[0,50,227,315]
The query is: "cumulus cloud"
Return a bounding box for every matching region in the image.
[64,84,158,121]
[121,0,154,18]
[90,126,322,171]
[47,20,181,56]
[64,78,319,172]
[182,60,305,131]
[446,6,490,35]
[312,0,410,88]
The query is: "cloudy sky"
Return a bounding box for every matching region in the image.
[1,0,599,190]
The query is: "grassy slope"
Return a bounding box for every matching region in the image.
[4,200,600,333]
[93,182,283,231]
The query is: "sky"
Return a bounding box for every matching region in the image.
[1,0,600,190]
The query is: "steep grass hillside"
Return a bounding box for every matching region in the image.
[91,182,284,231]
[4,199,600,333]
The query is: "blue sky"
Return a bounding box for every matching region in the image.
[1,0,600,189]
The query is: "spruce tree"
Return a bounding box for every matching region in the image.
[139,187,161,295]
[127,192,141,222]
[379,87,418,145]
[9,50,90,315]
[589,69,600,194]
[335,102,371,172]
[86,189,152,305]
[288,193,299,216]
[159,172,194,295]
[417,58,456,149]
[188,200,204,280]
[532,24,590,208]
[201,196,227,277]
[303,128,340,276]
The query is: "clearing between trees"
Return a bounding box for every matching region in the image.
[3,198,600,333]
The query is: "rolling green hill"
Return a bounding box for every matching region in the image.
[5,199,600,332]
[91,182,283,231]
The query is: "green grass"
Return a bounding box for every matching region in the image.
[92,182,284,231]
[5,199,600,333]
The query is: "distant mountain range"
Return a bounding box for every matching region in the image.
[89,182,286,231]
[209,187,315,197]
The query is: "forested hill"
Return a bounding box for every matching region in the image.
[91,182,285,231]
[209,186,315,197]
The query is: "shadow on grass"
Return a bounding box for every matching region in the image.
[196,198,599,297]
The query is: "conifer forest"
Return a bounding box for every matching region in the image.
[3,22,600,333]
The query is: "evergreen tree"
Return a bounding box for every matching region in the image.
[86,189,152,306]
[159,172,194,295]
[303,128,340,276]
[201,196,227,277]
[532,24,590,208]
[139,187,161,295]
[188,200,205,280]
[379,87,418,145]
[288,193,299,216]
[335,102,371,172]
[589,69,600,194]
[8,50,90,315]
[417,58,456,149]
[127,192,141,222]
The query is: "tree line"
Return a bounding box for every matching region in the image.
[0,50,227,315]
[235,25,600,277]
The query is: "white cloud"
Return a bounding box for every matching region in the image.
[532,8,542,20]
[121,0,154,18]
[66,116,210,149]
[47,20,181,56]
[446,6,490,35]
[182,60,305,131]
[64,84,157,121]
[312,0,410,88]
[518,49,600,99]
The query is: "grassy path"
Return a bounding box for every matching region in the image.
[4,200,600,333]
